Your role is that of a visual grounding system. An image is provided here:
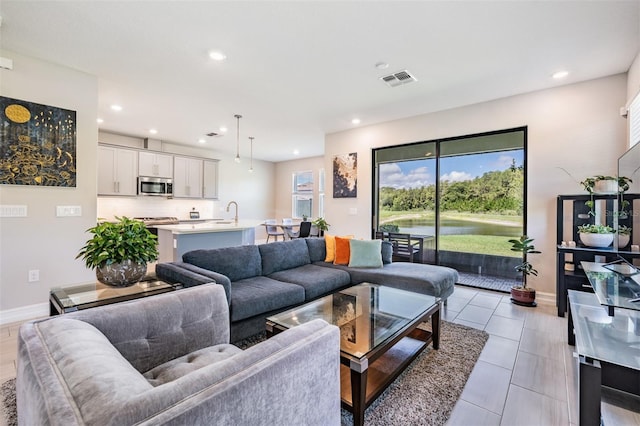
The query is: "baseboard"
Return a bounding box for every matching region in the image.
[0,302,48,325]
[535,291,556,305]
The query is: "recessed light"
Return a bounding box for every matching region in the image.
[110,104,122,111]
[375,62,389,70]
[219,126,228,133]
[96,118,104,124]
[293,149,300,156]
[198,138,206,144]
[352,118,361,125]
[552,70,569,79]
[149,129,158,135]
[209,51,227,61]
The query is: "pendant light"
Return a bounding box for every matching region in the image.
[234,114,242,163]
[248,136,254,173]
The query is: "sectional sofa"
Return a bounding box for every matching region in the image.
[17,285,341,425]
[156,237,458,342]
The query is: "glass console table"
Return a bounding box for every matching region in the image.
[567,262,640,425]
[49,277,179,315]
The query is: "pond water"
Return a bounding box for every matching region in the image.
[392,217,522,237]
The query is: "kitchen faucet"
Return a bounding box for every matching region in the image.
[226,201,239,223]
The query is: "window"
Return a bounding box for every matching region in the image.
[292,170,313,219]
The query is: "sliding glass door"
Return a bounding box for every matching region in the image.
[373,128,526,288]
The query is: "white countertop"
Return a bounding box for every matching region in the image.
[154,220,260,235]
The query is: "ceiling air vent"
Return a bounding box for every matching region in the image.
[380,70,418,87]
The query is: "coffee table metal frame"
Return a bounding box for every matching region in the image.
[266,283,441,426]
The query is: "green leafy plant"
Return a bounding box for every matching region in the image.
[618,225,632,235]
[379,223,399,233]
[76,216,159,269]
[577,224,614,234]
[580,175,632,217]
[312,217,330,232]
[508,235,541,290]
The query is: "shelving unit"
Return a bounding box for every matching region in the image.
[556,193,640,317]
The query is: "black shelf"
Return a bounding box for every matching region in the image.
[556,193,640,317]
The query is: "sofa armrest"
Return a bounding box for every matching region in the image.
[156,262,231,303]
[119,319,341,426]
[66,285,230,373]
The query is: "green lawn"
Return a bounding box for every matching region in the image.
[439,235,519,257]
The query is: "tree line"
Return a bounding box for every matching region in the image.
[380,164,523,215]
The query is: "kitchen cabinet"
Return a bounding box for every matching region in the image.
[203,160,219,199]
[173,156,202,198]
[97,146,138,196]
[138,151,173,178]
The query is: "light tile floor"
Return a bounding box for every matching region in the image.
[1,285,639,425]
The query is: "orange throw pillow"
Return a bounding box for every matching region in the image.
[334,236,353,265]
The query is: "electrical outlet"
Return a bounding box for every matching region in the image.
[28,269,40,282]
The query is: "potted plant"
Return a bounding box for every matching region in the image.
[76,216,159,287]
[577,224,615,248]
[302,214,308,222]
[617,225,632,248]
[508,235,541,307]
[580,175,632,217]
[312,217,330,236]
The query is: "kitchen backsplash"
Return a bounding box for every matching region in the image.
[97,197,223,221]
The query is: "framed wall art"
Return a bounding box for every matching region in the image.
[332,152,357,198]
[0,96,77,187]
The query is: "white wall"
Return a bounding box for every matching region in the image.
[324,74,628,296]
[274,156,325,221]
[627,50,640,105]
[0,51,98,316]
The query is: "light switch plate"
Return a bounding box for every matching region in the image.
[56,205,82,217]
[0,205,27,217]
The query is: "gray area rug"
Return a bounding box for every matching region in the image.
[0,321,487,426]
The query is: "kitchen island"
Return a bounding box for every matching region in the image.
[154,221,259,262]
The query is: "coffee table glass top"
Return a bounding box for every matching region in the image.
[581,261,640,312]
[267,283,439,358]
[51,279,174,311]
[568,290,640,371]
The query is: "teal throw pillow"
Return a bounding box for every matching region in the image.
[348,239,383,268]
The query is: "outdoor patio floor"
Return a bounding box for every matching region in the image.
[457,271,515,293]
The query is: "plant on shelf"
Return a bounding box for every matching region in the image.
[577,223,615,248]
[618,225,632,248]
[508,235,541,307]
[76,216,158,287]
[312,217,330,236]
[580,175,632,217]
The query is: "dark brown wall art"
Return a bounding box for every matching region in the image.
[333,152,357,198]
[0,96,77,187]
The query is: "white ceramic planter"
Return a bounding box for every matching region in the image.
[579,232,614,248]
[593,179,618,194]
[618,234,630,248]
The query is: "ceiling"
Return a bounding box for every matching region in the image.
[1,1,639,162]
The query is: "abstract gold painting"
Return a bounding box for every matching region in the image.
[0,96,76,187]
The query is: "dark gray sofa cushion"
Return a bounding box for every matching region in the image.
[230,276,305,322]
[259,239,311,275]
[381,241,393,264]
[268,264,351,300]
[305,237,327,262]
[347,262,458,299]
[183,245,262,282]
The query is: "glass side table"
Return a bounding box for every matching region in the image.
[49,278,180,315]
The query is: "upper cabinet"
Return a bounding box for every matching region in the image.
[173,156,203,198]
[97,146,138,196]
[138,152,173,178]
[203,160,219,199]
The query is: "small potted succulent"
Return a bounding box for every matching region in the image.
[76,216,158,287]
[577,224,615,248]
[508,235,540,307]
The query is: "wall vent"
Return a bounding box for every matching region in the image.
[206,132,220,137]
[380,70,417,87]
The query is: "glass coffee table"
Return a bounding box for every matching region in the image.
[49,277,180,315]
[266,282,441,426]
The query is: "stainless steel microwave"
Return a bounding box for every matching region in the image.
[138,176,173,196]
